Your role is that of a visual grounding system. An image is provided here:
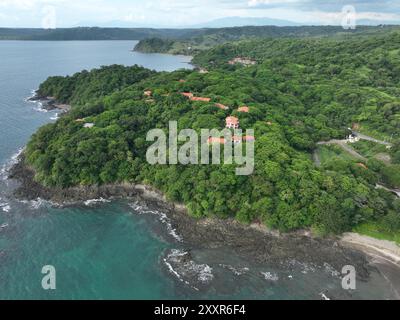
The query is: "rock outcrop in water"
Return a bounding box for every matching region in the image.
[28,93,71,112]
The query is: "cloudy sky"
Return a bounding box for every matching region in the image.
[0,0,399,28]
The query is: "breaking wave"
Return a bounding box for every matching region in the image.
[261,272,279,282]
[84,198,111,206]
[219,264,249,276]
[0,203,11,213]
[0,147,24,181]
[163,249,214,290]
[129,201,183,242]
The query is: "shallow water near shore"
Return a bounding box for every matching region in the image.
[0,40,398,300]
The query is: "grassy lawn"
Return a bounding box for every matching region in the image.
[352,140,390,160]
[354,222,400,245]
[317,145,357,165]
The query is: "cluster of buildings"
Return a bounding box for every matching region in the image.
[228,57,257,67]
[142,87,255,145]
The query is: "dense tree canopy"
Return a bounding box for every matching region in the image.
[26,30,400,236]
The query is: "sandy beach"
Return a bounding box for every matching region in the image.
[341,233,400,299]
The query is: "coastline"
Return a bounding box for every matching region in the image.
[340,233,400,266]
[28,92,71,113]
[8,155,400,298]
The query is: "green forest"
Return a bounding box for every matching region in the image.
[26,29,400,238]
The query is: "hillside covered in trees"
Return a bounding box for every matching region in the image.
[133,26,400,55]
[1,25,397,41]
[25,30,400,238]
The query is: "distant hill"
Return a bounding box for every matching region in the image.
[190,17,302,28]
[1,25,399,41]
[133,25,400,55]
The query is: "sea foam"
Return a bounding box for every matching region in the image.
[0,147,24,181]
[129,201,183,242]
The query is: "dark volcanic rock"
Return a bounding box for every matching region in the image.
[9,156,373,282]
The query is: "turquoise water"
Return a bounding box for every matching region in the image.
[0,41,397,300]
[0,41,187,299]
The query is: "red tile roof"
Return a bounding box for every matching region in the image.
[181,92,194,98]
[232,136,242,143]
[207,137,226,144]
[191,97,211,102]
[357,163,368,169]
[226,116,239,125]
[238,106,250,113]
[215,103,229,110]
[243,136,256,142]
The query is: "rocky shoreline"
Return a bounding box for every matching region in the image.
[28,92,71,112]
[7,157,378,277]
[7,156,400,298]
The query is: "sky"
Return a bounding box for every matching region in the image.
[0,0,399,28]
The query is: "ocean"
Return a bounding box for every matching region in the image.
[0,40,396,300]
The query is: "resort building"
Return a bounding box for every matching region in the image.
[228,57,257,66]
[243,135,256,142]
[191,97,211,102]
[207,137,226,145]
[144,90,152,97]
[181,92,194,99]
[215,103,229,110]
[347,134,360,144]
[357,163,368,170]
[232,136,242,144]
[238,106,250,113]
[226,116,240,129]
[84,123,95,129]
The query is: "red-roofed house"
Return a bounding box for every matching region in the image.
[232,136,242,144]
[191,97,211,102]
[357,163,368,170]
[243,135,256,142]
[215,103,229,110]
[207,137,226,145]
[238,106,250,113]
[181,92,194,99]
[226,116,239,129]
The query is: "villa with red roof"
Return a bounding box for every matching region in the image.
[226,116,240,129]
[207,137,226,145]
[243,135,256,142]
[215,103,229,110]
[238,106,250,113]
[232,136,242,144]
[191,97,211,102]
[181,92,194,98]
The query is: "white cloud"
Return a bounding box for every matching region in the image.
[248,0,303,6]
[0,0,398,28]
